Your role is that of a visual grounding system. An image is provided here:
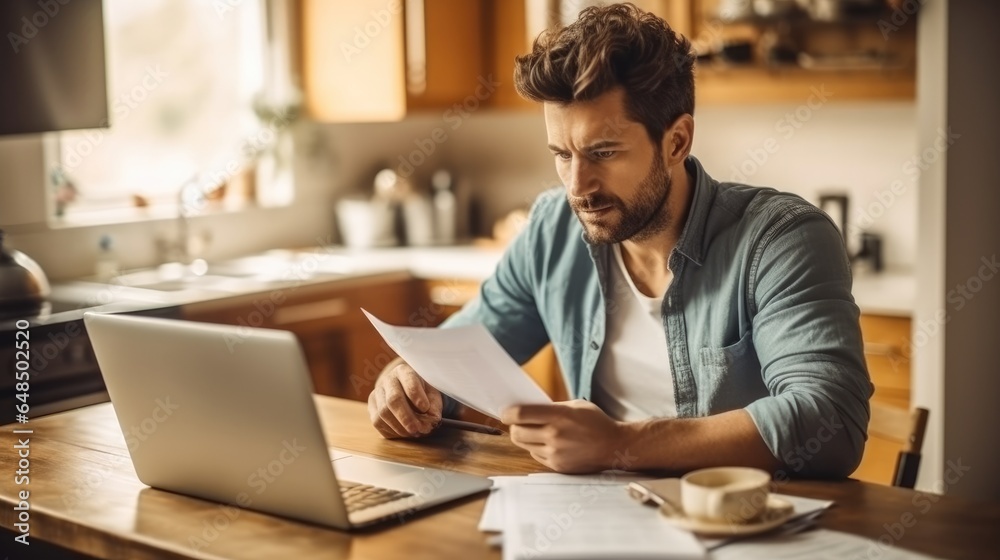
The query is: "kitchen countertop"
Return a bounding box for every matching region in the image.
[11,245,506,328]
[29,245,913,328]
[313,245,505,281]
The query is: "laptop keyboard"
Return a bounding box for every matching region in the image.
[339,480,414,513]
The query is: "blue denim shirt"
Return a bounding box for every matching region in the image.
[442,156,872,478]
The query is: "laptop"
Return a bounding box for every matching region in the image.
[83,312,492,529]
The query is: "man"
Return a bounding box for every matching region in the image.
[368,3,871,478]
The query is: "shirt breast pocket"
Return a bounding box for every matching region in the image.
[697,331,767,416]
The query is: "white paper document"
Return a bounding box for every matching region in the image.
[362,310,552,419]
[480,476,523,533]
[478,474,704,559]
[479,472,657,533]
[482,475,837,559]
[709,528,943,560]
[502,480,706,560]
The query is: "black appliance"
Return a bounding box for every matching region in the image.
[1,302,181,426]
[0,0,108,135]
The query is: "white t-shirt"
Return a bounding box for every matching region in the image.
[591,244,677,422]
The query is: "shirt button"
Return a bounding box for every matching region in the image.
[590,341,599,350]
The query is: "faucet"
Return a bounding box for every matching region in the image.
[156,179,211,266]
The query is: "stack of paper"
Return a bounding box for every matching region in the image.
[480,474,844,560]
[710,529,945,559]
[482,473,705,560]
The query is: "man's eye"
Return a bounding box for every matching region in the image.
[554,152,572,161]
[592,151,615,160]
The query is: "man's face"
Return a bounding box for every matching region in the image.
[544,88,673,245]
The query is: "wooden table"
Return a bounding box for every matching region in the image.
[2,397,998,559]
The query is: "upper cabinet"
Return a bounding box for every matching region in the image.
[301,0,408,122]
[300,0,532,122]
[551,0,916,104]
[678,0,917,103]
[299,0,917,122]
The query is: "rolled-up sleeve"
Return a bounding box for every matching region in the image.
[743,212,873,478]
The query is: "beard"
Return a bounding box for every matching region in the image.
[568,151,673,245]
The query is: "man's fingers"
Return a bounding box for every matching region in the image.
[370,389,398,438]
[368,391,381,424]
[509,424,549,446]
[510,431,548,459]
[367,392,385,432]
[385,376,424,433]
[374,384,412,438]
[367,358,440,438]
[528,450,549,466]
[374,385,409,438]
[412,389,444,431]
[397,367,431,413]
[425,384,444,418]
[385,377,436,435]
[501,404,562,425]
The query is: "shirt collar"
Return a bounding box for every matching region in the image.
[673,155,716,267]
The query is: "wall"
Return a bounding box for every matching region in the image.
[692,102,917,269]
[911,0,947,495]
[913,0,1000,502]
[1,100,917,280]
[940,0,1000,501]
[315,101,918,269]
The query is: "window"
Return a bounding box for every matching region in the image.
[53,0,293,224]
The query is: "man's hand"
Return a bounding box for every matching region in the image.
[501,400,627,473]
[368,359,443,439]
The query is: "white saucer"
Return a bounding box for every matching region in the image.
[660,495,795,536]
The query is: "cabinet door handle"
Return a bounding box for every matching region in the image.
[273,298,349,325]
[405,0,426,95]
[864,341,903,358]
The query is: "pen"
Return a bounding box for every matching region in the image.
[438,418,505,436]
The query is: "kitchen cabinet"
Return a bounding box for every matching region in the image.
[527,0,915,105]
[300,0,408,122]
[300,0,533,121]
[683,0,917,103]
[859,313,912,410]
[181,273,417,401]
[852,313,914,485]
[300,0,915,120]
[486,0,536,110]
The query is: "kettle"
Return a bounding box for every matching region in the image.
[0,229,51,319]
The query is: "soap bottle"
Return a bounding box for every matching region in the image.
[402,192,435,247]
[431,169,456,245]
[95,235,120,281]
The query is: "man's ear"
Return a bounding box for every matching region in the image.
[660,114,694,167]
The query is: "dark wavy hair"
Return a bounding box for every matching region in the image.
[513,3,695,145]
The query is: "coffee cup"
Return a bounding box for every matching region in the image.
[680,467,771,524]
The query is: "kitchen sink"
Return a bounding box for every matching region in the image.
[115,269,280,294]
[124,275,263,293]
[113,252,351,294]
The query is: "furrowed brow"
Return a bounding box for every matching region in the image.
[548,140,624,152]
[583,140,624,151]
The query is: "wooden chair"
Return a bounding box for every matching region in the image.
[867,402,930,488]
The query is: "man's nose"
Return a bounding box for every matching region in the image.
[567,158,598,199]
